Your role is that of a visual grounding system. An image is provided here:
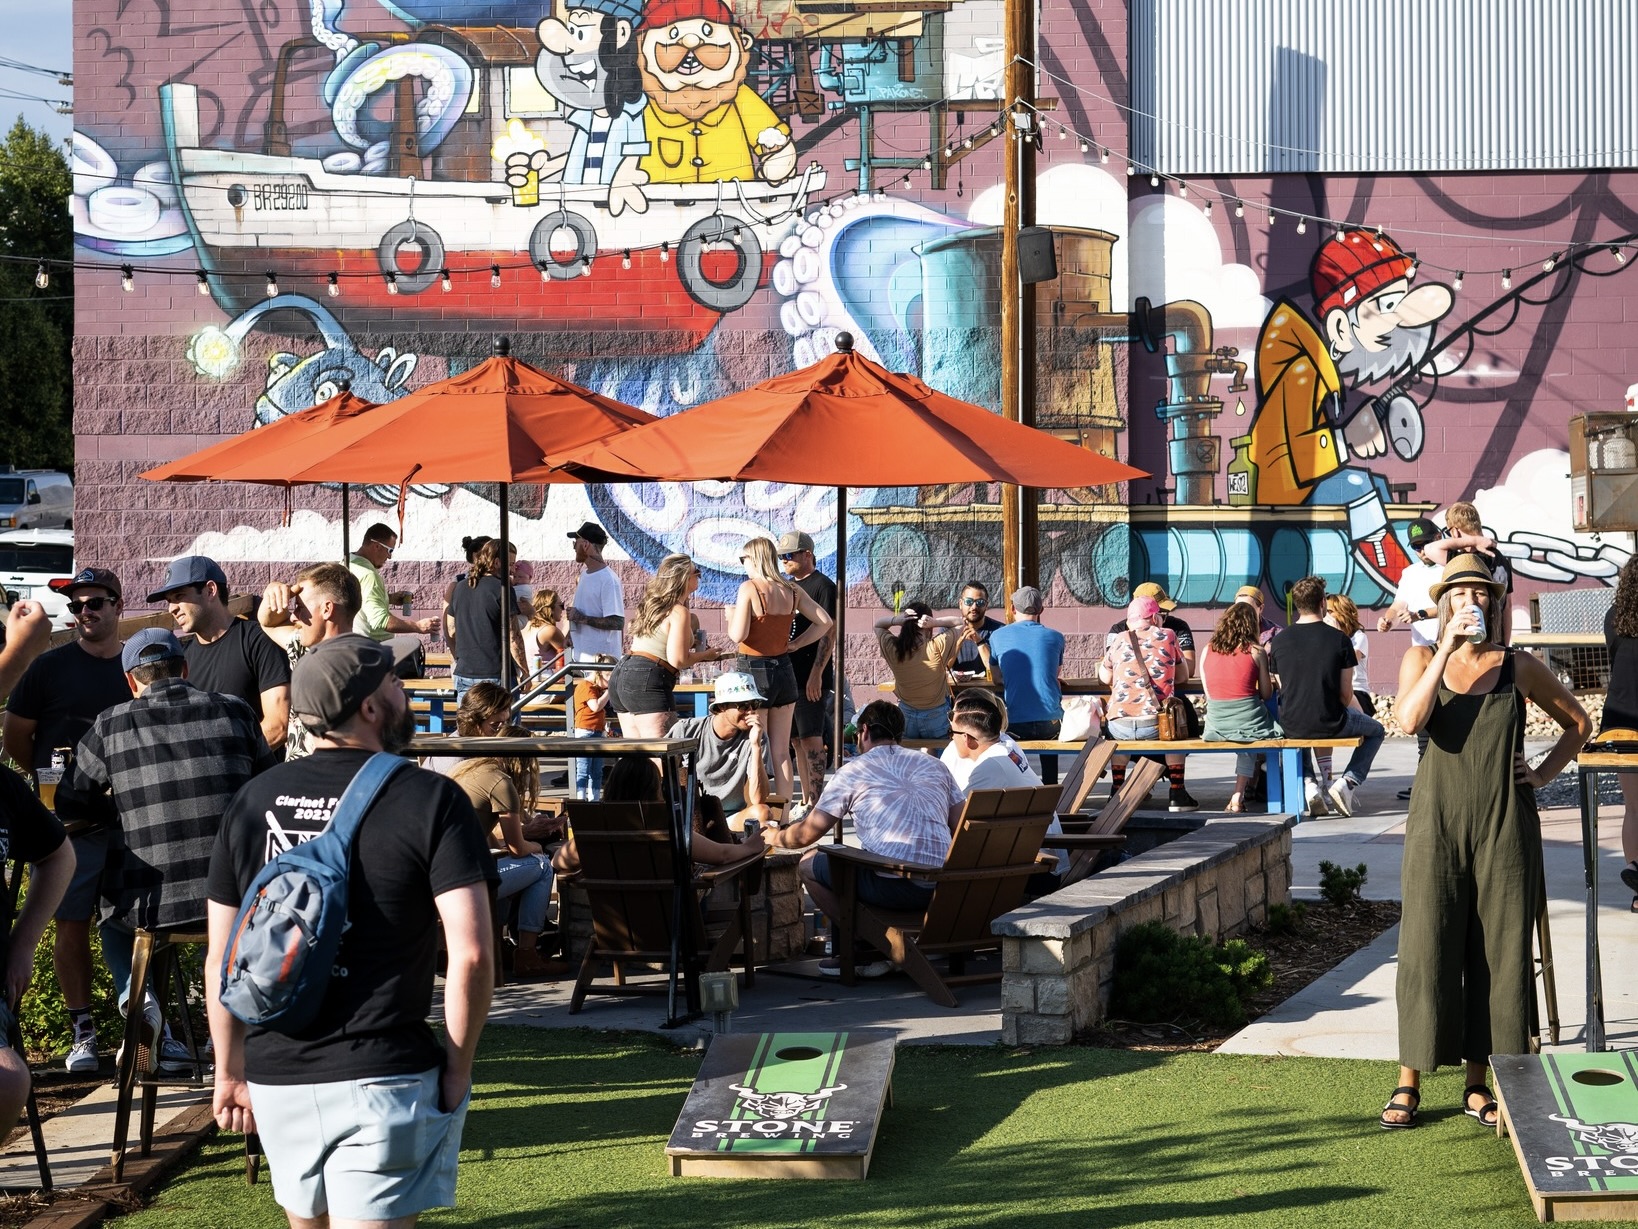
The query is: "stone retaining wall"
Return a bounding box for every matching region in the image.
[993,816,1296,1046]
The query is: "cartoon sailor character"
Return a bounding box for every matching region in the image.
[636,0,797,185]
[535,0,652,215]
[1248,228,1455,586]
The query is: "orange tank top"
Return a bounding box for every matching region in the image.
[738,582,794,657]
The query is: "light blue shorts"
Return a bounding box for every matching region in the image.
[248,1067,469,1221]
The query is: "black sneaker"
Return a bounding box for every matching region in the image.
[1168,789,1199,813]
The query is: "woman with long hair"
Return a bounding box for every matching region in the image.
[448,684,562,978]
[1380,554,1590,1131]
[447,538,525,700]
[607,554,730,739]
[1200,600,1280,812]
[1602,554,1638,907]
[442,534,491,645]
[526,588,567,681]
[727,537,833,797]
[872,599,964,738]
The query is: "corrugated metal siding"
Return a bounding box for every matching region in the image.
[1130,0,1638,175]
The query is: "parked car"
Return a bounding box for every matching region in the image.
[0,529,76,629]
[0,471,73,531]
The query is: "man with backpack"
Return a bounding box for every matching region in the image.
[205,636,496,1227]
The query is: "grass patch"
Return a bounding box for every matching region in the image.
[115,1027,1614,1229]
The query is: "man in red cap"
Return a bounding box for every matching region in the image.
[636,0,796,185]
[1247,228,1454,586]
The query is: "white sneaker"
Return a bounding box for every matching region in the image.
[1328,777,1357,818]
[65,1033,99,1073]
[1304,778,1329,817]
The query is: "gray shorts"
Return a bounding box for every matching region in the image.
[248,1067,469,1221]
[54,828,111,923]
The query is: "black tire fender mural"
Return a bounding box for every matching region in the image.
[529,210,596,280]
[377,220,445,294]
[677,214,763,312]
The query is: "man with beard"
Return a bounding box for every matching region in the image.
[1248,229,1454,587]
[534,0,651,216]
[635,0,796,185]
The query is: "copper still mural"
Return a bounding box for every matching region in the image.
[71,0,1638,615]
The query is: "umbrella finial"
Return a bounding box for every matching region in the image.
[337,376,352,392]
[493,336,511,357]
[834,331,854,353]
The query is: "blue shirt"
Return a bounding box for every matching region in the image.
[563,98,650,185]
[989,619,1066,724]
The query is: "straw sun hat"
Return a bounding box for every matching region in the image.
[1427,553,1506,604]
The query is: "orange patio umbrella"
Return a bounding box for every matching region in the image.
[549,331,1146,758]
[145,339,658,690]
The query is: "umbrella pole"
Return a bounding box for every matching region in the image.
[499,483,512,695]
[340,485,350,562]
[832,486,846,845]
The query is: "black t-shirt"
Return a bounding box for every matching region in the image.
[1110,613,1195,655]
[1604,607,1638,732]
[1479,546,1515,596]
[184,618,291,721]
[6,642,131,771]
[789,571,837,689]
[450,574,505,679]
[206,749,497,1084]
[0,766,67,969]
[1269,621,1358,738]
[952,615,1005,674]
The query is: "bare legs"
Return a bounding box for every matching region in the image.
[794,734,826,805]
[765,703,796,800]
[53,918,93,1018]
[1382,1060,1492,1127]
[618,710,673,740]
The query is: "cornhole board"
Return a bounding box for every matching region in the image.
[666,1030,895,1179]
[1494,1051,1638,1221]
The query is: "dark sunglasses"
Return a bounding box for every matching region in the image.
[960,597,987,607]
[715,700,763,712]
[779,553,800,562]
[67,596,116,614]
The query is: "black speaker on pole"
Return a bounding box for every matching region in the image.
[1017,226,1058,284]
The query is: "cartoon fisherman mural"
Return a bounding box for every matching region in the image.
[636,0,797,185]
[1248,229,1455,586]
[534,0,652,215]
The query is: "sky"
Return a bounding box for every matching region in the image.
[0,0,73,146]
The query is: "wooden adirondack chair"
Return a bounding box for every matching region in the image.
[1052,757,1166,886]
[826,785,1062,1007]
[564,800,764,1013]
[1049,737,1116,823]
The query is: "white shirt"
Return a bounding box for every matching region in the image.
[1393,560,1442,648]
[1349,629,1371,694]
[940,733,1027,791]
[569,565,624,661]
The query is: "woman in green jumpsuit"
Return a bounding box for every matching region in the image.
[1381,554,1591,1130]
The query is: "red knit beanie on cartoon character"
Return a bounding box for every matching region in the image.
[1311,229,1414,319]
[640,0,734,28]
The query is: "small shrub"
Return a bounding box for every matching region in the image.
[1318,860,1369,907]
[1264,901,1308,936]
[1109,921,1270,1030]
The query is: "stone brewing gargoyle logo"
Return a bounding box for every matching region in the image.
[1552,1114,1638,1154]
[728,1084,847,1120]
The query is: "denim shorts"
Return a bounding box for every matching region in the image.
[809,849,935,912]
[248,1067,469,1221]
[736,654,798,708]
[55,828,111,923]
[606,654,677,715]
[898,698,951,740]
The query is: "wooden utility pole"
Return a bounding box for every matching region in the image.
[999,0,1038,607]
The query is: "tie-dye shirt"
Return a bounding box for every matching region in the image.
[814,743,963,869]
[1101,625,1181,720]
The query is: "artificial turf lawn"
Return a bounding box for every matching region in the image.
[114,1026,1638,1229]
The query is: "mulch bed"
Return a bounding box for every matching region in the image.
[1083,897,1402,1052]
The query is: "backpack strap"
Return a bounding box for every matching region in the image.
[324,752,410,848]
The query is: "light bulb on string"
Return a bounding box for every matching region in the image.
[921,156,932,171]
[385,273,399,295]
[1099,146,1109,163]
[440,268,452,293]
[1267,209,1275,226]
[962,135,973,150]
[1079,138,1089,154]
[1177,182,1187,197]
[120,265,133,293]
[1616,246,1628,265]
[1202,199,1213,216]
[1502,269,1512,290]
[660,242,669,262]
[1453,271,1464,290]
[1543,252,1557,272]
[1296,216,1307,234]
[621,249,632,270]
[490,264,502,288]
[540,261,551,282]
[1057,124,1066,141]
[327,273,339,298]
[196,271,210,296]
[1126,162,1136,176]
[1149,173,1159,187]
[1233,200,1244,218]
[265,272,278,298]
[1406,256,1418,280]
[581,258,593,277]
[33,262,47,290]
[1335,223,1346,241]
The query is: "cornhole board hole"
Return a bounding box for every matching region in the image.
[666,1030,895,1178]
[1494,1051,1638,1221]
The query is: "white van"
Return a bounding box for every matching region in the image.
[0,471,73,531]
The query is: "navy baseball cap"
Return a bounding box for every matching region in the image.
[50,567,122,600]
[147,555,229,602]
[122,627,185,672]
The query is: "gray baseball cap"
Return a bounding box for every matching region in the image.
[291,634,396,734]
[147,555,229,602]
[121,627,185,673]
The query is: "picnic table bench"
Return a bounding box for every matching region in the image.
[1111,738,1362,817]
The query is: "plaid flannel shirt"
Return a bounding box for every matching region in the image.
[72,677,279,929]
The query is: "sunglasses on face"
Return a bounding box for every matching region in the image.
[960,597,987,607]
[715,700,762,713]
[67,596,115,614]
[779,553,800,562]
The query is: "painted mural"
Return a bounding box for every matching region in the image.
[70,0,1638,624]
